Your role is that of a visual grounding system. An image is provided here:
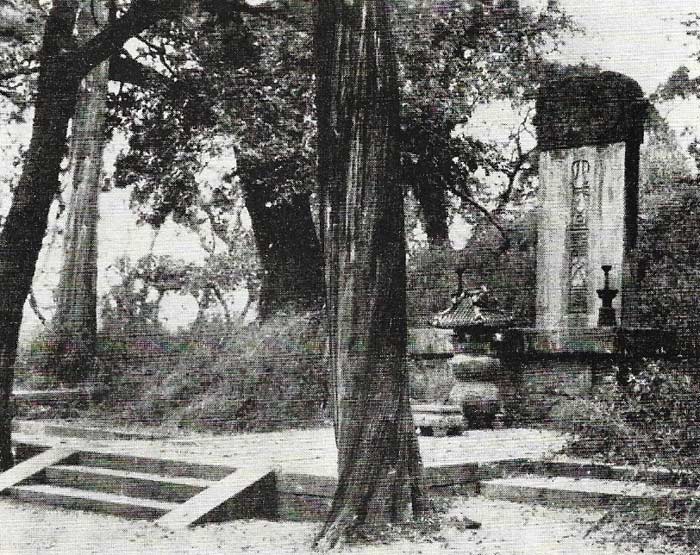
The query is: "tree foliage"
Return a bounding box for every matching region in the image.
[397,0,574,243]
[110,1,575,252]
[0,0,268,470]
[111,8,322,316]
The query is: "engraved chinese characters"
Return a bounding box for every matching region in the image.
[568,160,591,323]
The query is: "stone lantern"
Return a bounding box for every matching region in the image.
[432,269,515,428]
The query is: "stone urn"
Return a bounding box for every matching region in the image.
[433,279,515,428]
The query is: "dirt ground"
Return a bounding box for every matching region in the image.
[0,496,693,555]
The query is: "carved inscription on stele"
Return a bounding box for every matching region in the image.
[568,159,590,319]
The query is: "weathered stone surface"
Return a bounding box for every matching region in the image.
[536,144,627,329]
[533,69,647,332]
[449,354,502,380]
[407,327,454,358]
[534,70,646,151]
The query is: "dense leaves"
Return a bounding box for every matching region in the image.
[111,9,315,228]
[101,252,259,332]
[111,1,575,249]
[564,359,700,479]
[397,1,574,241]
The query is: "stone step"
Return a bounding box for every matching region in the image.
[76,452,236,481]
[45,465,215,503]
[480,475,700,513]
[0,447,76,493]
[5,484,179,520]
[411,403,462,415]
[155,467,275,529]
[501,458,698,488]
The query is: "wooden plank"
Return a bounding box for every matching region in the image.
[155,467,274,529]
[0,446,76,493]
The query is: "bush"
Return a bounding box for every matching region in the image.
[562,359,700,475]
[71,314,328,433]
[635,186,700,353]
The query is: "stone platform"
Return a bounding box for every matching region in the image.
[8,421,567,522]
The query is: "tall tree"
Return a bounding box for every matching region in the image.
[0,0,196,470]
[315,0,425,548]
[112,9,325,318]
[398,0,573,246]
[50,0,111,383]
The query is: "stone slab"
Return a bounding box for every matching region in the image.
[12,389,89,402]
[513,458,697,487]
[480,475,700,512]
[44,423,170,441]
[46,464,214,503]
[0,446,76,493]
[155,467,274,529]
[78,452,237,481]
[7,483,177,519]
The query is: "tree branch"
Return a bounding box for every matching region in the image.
[447,183,508,241]
[210,283,231,323]
[0,64,38,83]
[69,0,186,78]
[236,2,286,18]
[27,288,47,326]
[109,51,169,86]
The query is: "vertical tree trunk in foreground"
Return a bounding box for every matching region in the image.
[0,0,186,470]
[315,0,426,548]
[0,1,82,469]
[51,1,110,384]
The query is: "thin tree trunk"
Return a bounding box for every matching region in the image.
[0,1,82,470]
[315,0,425,548]
[243,186,324,319]
[51,0,109,384]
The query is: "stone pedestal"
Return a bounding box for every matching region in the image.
[448,355,501,428]
[501,327,675,424]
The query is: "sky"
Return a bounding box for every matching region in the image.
[553,0,700,93]
[552,0,700,143]
[4,1,700,339]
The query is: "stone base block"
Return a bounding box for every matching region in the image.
[412,403,464,436]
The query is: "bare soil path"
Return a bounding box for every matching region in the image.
[0,496,692,554]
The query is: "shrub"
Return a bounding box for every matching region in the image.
[562,359,700,475]
[635,186,700,353]
[81,314,328,432]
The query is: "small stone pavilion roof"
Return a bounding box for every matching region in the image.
[432,286,514,330]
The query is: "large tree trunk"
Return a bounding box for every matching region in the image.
[0,1,82,470]
[50,0,109,384]
[243,185,324,319]
[412,181,450,247]
[315,0,426,548]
